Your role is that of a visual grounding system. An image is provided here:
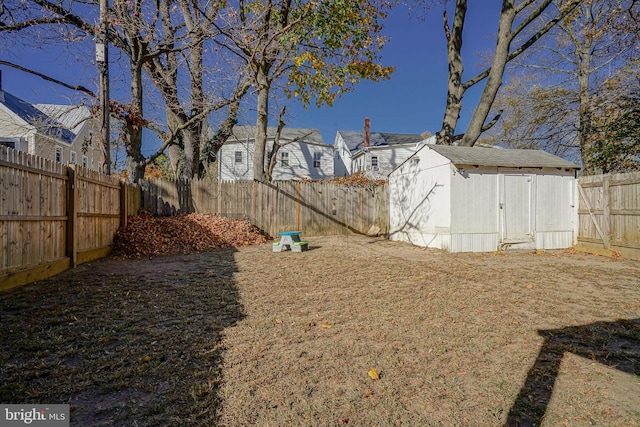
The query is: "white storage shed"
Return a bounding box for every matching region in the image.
[388,145,580,252]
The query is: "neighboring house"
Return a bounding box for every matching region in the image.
[0,77,101,171]
[218,125,334,181]
[389,145,580,253]
[334,119,427,177]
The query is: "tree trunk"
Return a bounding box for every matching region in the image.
[459,0,516,147]
[437,0,467,145]
[577,40,594,174]
[181,38,204,180]
[254,64,271,183]
[125,51,145,184]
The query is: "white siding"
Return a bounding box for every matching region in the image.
[353,144,418,176]
[333,132,351,176]
[389,151,451,247]
[389,147,578,253]
[218,140,334,181]
[535,171,576,232]
[450,167,499,234]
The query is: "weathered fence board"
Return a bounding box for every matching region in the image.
[578,172,640,260]
[0,147,68,280]
[137,179,389,238]
[0,147,132,290]
[3,143,389,290]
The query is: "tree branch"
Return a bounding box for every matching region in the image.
[462,0,581,90]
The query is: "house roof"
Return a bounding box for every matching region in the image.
[1,91,78,143]
[35,104,91,135]
[337,130,423,152]
[426,145,580,169]
[229,125,327,145]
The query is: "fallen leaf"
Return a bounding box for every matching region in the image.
[368,368,380,380]
[339,418,349,425]
[321,323,331,329]
[362,390,373,398]
[112,211,268,258]
[526,284,533,289]
[141,355,152,363]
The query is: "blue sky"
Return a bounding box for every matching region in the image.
[1,2,502,152]
[289,2,501,144]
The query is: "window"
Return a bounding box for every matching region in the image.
[55,146,63,163]
[280,151,289,167]
[234,151,243,163]
[411,157,420,165]
[82,155,89,168]
[70,151,77,164]
[371,156,378,169]
[313,152,322,168]
[0,140,15,149]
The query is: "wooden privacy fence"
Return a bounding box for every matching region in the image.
[577,171,640,260]
[139,178,389,238]
[1,146,387,290]
[0,147,140,291]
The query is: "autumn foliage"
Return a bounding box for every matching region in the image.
[112,210,268,258]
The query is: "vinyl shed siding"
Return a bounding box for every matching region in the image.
[450,168,499,234]
[389,151,451,246]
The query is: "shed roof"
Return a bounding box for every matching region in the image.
[337,130,423,152]
[230,125,327,145]
[426,145,580,169]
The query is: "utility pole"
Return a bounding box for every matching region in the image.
[96,0,111,174]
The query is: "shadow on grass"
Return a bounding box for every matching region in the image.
[0,248,244,426]
[506,318,640,426]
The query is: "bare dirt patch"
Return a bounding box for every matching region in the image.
[1,235,639,426]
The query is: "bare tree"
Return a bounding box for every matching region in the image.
[435,0,581,146]
[0,0,253,182]
[482,0,639,173]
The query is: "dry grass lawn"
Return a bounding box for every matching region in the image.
[1,235,639,426]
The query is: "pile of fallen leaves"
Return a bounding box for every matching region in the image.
[112,210,268,258]
[327,172,387,187]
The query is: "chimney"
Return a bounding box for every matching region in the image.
[364,117,370,148]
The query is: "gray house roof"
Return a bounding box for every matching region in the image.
[35,104,91,135]
[337,130,423,152]
[229,125,327,145]
[427,145,580,169]
[1,91,77,143]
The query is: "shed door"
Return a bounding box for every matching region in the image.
[500,174,534,243]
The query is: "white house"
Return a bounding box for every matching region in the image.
[389,144,580,253]
[334,119,426,178]
[0,76,101,171]
[218,125,334,181]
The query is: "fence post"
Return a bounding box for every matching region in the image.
[296,181,301,230]
[602,175,611,249]
[120,181,128,228]
[66,166,78,267]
